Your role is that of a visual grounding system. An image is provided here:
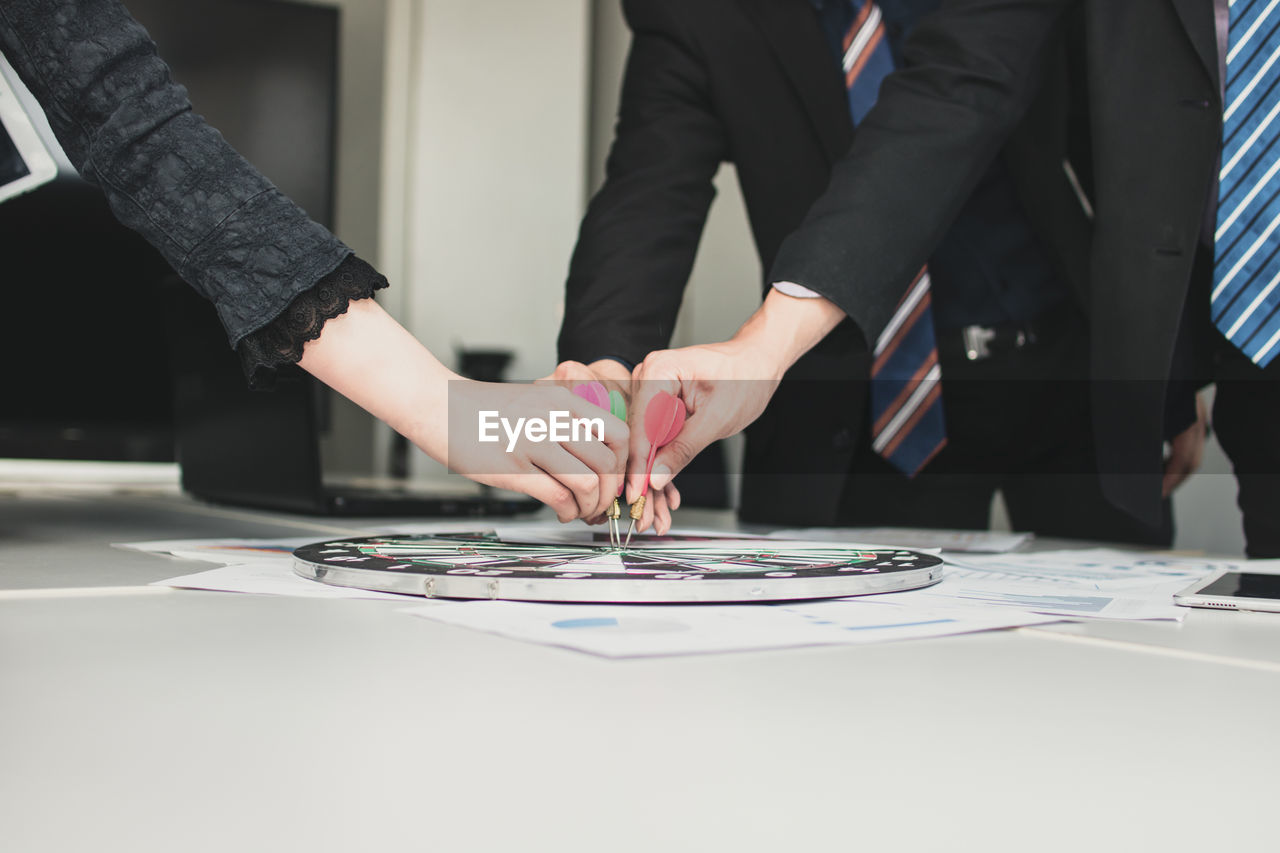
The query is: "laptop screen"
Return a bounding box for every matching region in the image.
[0,122,31,185]
[0,64,57,203]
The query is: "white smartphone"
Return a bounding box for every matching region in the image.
[1174,569,1280,613]
[0,67,57,203]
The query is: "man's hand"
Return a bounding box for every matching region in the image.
[624,289,846,533]
[1162,391,1209,497]
[544,358,682,532]
[625,340,778,533]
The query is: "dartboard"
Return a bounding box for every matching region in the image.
[292,531,944,603]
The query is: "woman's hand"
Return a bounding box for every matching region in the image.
[297,298,626,521]
[444,380,628,522]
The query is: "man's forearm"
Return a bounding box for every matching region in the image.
[768,0,1068,347]
[729,288,846,378]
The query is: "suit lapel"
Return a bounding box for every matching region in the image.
[1168,0,1220,93]
[740,0,852,163]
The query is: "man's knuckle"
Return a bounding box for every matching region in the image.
[640,351,672,374]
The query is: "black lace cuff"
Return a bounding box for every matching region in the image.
[237,254,389,387]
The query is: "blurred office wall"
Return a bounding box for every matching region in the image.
[393,0,590,384]
[360,0,591,479]
[362,0,756,481]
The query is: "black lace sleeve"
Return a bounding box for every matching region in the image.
[237,254,389,387]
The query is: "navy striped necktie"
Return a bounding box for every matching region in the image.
[823,0,947,474]
[1215,0,1280,367]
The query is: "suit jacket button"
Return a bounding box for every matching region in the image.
[832,428,854,450]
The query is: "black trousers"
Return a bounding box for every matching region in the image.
[1212,336,1280,558]
[837,309,1174,546]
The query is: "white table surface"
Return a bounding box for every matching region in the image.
[2,484,1277,852]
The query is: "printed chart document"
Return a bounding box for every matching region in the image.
[943,549,1237,587]
[402,599,1057,658]
[874,550,1237,621]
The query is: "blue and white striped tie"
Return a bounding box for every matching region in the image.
[1214,0,1280,367]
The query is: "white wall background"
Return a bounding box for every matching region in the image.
[349,0,592,478]
[396,0,591,382]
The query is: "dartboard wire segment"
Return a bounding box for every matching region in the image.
[293,531,945,604]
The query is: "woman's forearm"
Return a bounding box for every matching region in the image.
[299,298,630,521]
[297,298,456,462]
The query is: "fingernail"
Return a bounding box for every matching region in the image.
[650,464,671,490]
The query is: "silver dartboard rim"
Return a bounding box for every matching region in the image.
[292,533,945,604]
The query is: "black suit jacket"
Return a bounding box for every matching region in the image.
[559,0,1080,524]
[772,0,1221,525]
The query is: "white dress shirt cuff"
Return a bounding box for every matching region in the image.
[772,281,823,298]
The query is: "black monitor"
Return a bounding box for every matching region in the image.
[0,0,339,461]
